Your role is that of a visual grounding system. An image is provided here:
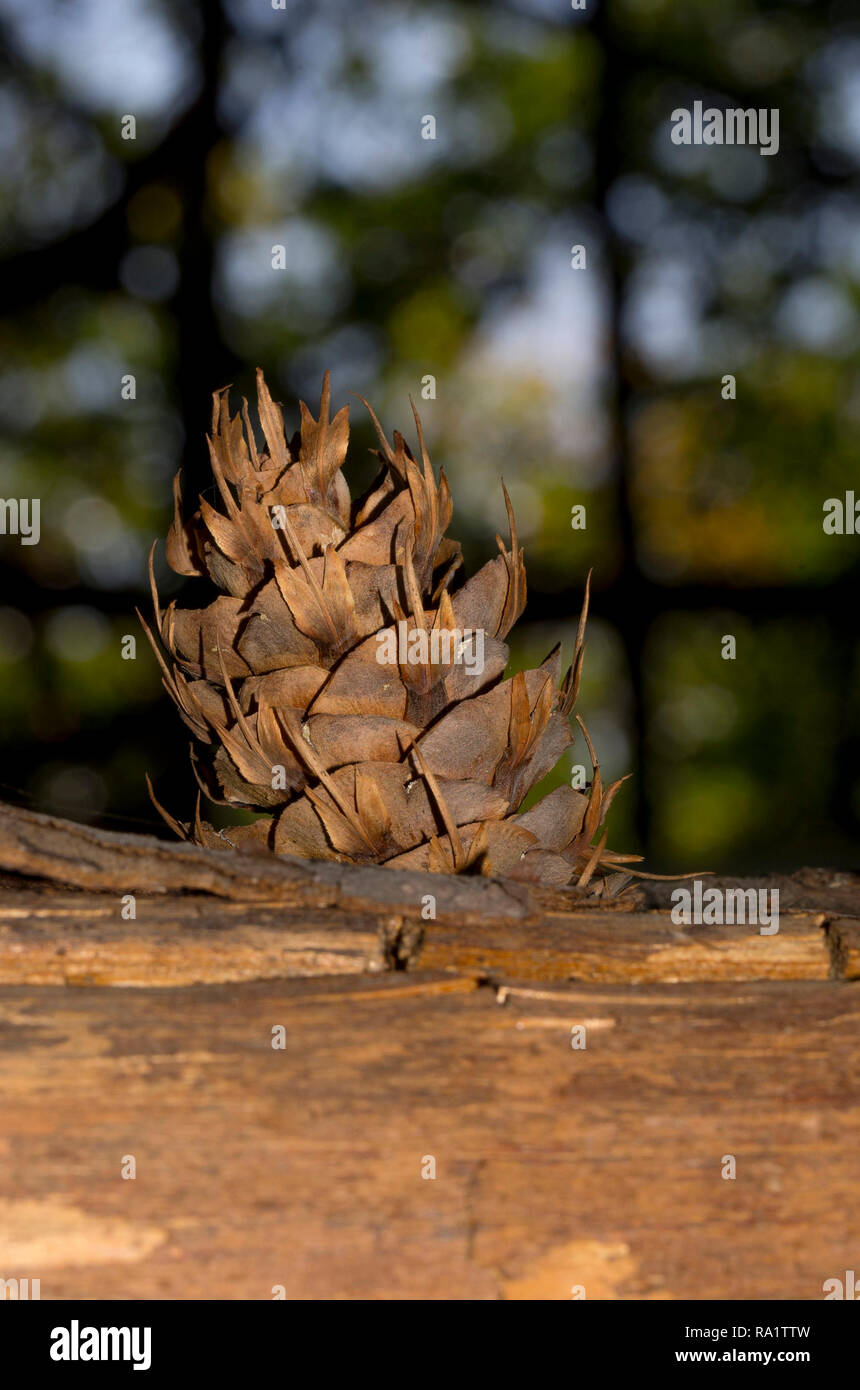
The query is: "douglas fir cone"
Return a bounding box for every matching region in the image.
[141,372,640,893]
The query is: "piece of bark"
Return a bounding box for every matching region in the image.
[826,918,860,980]
[0,885,840,986]
[0,803,856,987]
[414,908,832,982]
[640,868,860,919]
[0,800,639,924]
[0,892,391,985]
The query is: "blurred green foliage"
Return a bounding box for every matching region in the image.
[0,0,858,871]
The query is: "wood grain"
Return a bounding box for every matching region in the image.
[0,886,841,986]
[827,918,860,981]
[414,908,833,983]
[0,891,391,986]
[0,801,857,1300]
[0,973,857,1300]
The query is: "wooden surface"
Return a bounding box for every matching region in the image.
[0,888,847,986]
[1,972,859,1300]
[0,824,858,1299]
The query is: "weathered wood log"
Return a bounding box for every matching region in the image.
[1,971,857,1299]
[0,802,857,986]
[0,872,852,986]
[0,800,857,1299]
[0,800,640,923]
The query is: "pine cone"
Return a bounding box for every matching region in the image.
[140,372,637,891]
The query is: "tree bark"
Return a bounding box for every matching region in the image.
[1,800,858,1299]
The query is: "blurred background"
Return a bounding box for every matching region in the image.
[0,0,858,872]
